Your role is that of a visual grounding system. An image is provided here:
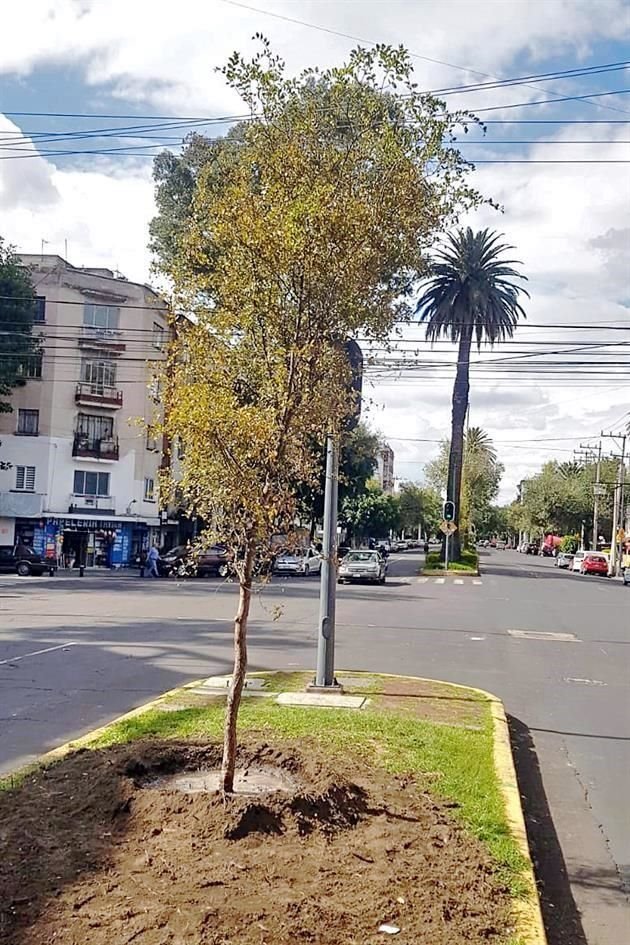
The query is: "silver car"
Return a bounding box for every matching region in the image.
[338,550,387,585]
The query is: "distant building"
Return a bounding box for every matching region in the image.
[376,443,395,494]
[0,255,170,567]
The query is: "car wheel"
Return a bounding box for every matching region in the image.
[16,562,31,577]
[379,575,386,585]
[304,564,310,576]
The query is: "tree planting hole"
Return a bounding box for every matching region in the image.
[149,765,299,795]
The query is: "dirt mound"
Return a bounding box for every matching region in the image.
[0,738,511,945]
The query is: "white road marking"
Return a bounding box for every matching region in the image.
[0,642,78,665]
[469,636,486,641]
[508,630,579,642]
[417,577,428,583]
[473,579,483,585]
[564,677,607,686]
[434,578,445,584]
[454,579,464,585]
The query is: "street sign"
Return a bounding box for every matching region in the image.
[439,520,458,535]
[593,484,606,496]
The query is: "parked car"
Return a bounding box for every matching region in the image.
[158,544,229,577]
[580,553,609,576]
[274,547,322,576]
[555,552,574,569]
[571,551,586,572]
[525,542,538,555]
[623,567,630,586]
[496,539,506,550]
[0,544,50,576]
[338,550,387,585]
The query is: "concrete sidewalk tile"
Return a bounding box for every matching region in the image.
[276,692,366,709]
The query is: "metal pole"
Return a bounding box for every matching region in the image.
[444,532,449,572]
[610,483,619,577]
[315,434,339,688]
[618,436,626,577]
[593,441,601,550]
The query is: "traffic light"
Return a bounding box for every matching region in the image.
[443,500,456,522]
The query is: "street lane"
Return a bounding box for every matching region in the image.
[0,549,628,942]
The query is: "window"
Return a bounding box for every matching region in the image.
[15,465,36,492]
[144,477,155,501]
[33,297,46,323]
[146,426,159,451]
[18,354,43,379]
[81,358,116,391]
[76,413,114,442]
[73,470,110,496]
[83,303,120,331]
[16,408,39,436]
[152,322,165,349]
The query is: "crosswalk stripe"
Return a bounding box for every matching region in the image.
[434,577,445,584]
[417,577,428,583]
[473,579,482,585]
[454,579,464,585]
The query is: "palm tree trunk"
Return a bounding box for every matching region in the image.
[221,546,254,793]
[445,325,473,562]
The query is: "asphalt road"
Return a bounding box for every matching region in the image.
[1,549,628,944]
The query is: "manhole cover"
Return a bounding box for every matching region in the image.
[150,765,299,795]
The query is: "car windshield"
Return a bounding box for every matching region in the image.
[17,545,37,558]
[346,552,378,563]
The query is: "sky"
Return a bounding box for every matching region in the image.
[1,0,630,502]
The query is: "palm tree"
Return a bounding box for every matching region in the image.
[417,228,528,560]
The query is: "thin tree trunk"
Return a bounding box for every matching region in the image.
[221,547,254,794]
[445,326,473,562]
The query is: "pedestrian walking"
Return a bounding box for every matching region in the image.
[146,544,160,578]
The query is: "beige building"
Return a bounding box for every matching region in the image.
[0,255,169,567]
[376,443,395,494]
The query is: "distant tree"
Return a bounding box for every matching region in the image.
[155,41,481,792]
[0,239,40,414]
[0,239,40,469]
[398,482,424,535]
[417,229,528,560]
[340,490,401,543]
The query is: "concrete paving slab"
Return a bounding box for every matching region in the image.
[198,675,267,690]
[276,692,366,709]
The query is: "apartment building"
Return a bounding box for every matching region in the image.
[0,255,169,568]
[376,443,395,494]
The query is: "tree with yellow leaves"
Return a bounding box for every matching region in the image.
[155,39,483,792]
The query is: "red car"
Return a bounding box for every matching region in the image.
[580,553,609,576]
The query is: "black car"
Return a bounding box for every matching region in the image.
[158,544,230,577]
[0,544,50,576]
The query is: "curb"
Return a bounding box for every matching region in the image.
[4,672,546,944]
[420,569,480,577]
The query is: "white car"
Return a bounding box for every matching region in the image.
[338,550,387,585]
[274,547,322,576]
[571,551,586,572]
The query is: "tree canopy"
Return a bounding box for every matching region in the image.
[0,239,40,415]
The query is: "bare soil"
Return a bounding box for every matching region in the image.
[0,739,512,945]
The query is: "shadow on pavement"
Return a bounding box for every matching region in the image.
[508,715,588,945]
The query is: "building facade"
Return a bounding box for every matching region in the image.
[0,255,169,568]
[376,443,395,494]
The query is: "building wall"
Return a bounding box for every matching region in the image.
[0,255,169,563]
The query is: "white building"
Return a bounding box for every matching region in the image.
[0,255,169,567]
[376,443,395,494]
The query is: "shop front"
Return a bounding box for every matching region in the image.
[16,516,153,569]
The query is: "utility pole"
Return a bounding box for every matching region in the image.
[313,434,340,689]
[601,431,627,577]
[578,441,602,549]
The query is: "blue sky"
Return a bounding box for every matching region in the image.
[1,0,629,498]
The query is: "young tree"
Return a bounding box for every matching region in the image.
[156,41,481,792]
[340,490,401,544]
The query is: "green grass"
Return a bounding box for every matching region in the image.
[85,697,527,897]
[423,549,479,573]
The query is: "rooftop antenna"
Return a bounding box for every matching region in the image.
[40,238,49,261]
[64,238,68,260]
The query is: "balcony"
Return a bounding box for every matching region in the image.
[75,382,123,409]
[68,494,116,514]
[73,433,119,461]
[78,325,126,354]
